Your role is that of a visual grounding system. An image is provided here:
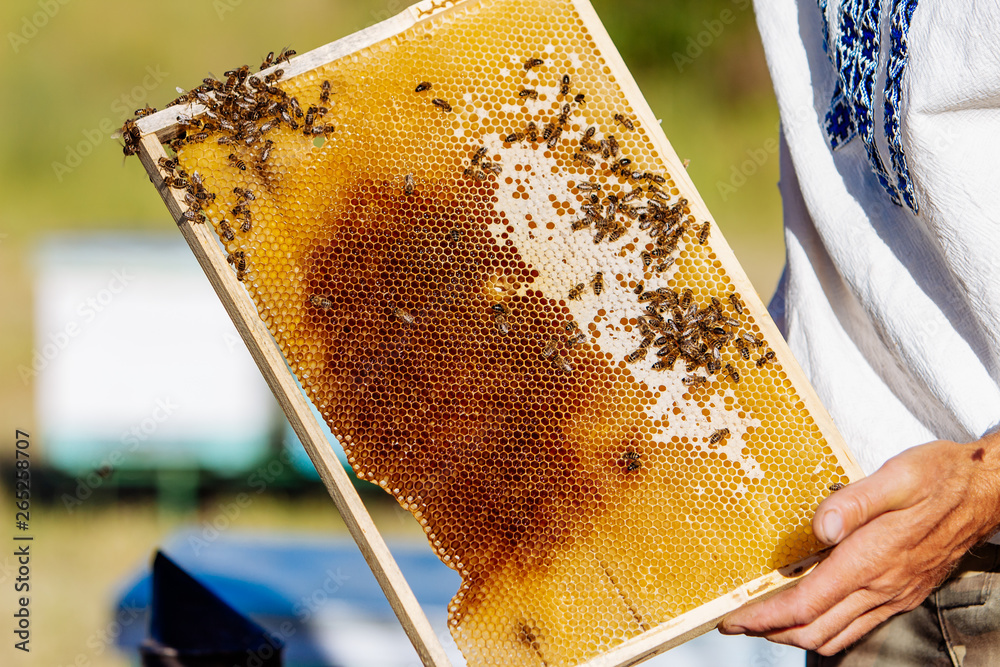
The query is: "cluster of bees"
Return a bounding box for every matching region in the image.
[626,288,777,383]
[120,48,345,285]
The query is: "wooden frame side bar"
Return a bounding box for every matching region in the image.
[135,133,453,667]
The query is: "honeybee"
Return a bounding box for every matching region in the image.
[567,332,587,347]
[682,374,708,388]
[524,57,544,70]
[470,146,488,165]
[734,337,751,360]
[614,113,635,130]
[264,69,285,84]
[134,104,156,118]
[560,74,570,95]
[575,180,601,191]
[552,354,574,374]
[633,282,644,295]
[572,152,595,167]
[829,482,846,492]
[519,88,538,100]
[640,251,652,268]
[181,209,205,223]
[698,221,711,245]
[756,349,777,367]
[525,122,539,142]
[228,153,247,171]
[741,331,765,348]
[621,187,642,203]
[432,98,452,112]
[543,123,562,148]
[275,47,296,64]
[404,174,415,195]
[183,192,203,210]
[309,294,333,309]
[707,428,731,446]
[567,283,585,300]
[447,227,462,243]
[540,337,559,359]
[158,156,178,171]
[176,114,204,130]
[680,288,693,309]
[656,257,675,272]
[163,175,188,189]
[625,348,647,363]
[392,306,415,325]
[593,229,606,244]
[592,271,604,295]
[623,449,641,471]
[304,105,317,129]
[227,250,247,272]
[728,293,744,315]
[239,217,252,233]
[186,131,209,144]
[574,93,585,104]
[259,139,274,163]
[258,52,275,70]
[481,161,502,175]
[564,321,579,332]
[493,312,510,335]
[415,81,432,93]
[558,104,571,125]
[723,363,740,383]
[505,130,525,143]
[219,221,235,241]
[233,186,255,201]
[652,354,677,371]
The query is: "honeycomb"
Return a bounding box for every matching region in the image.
[143,0,857,664]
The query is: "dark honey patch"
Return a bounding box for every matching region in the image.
[299,177,657,584]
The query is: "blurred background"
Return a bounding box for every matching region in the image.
[0,0,794,665]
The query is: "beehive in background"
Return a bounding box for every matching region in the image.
[130,0,863,665]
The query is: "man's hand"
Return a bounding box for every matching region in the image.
[718,435,1000,655]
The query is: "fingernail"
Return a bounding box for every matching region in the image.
[719,623,746,635]
[819,508,843,544]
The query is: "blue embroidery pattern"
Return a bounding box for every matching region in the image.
[836,0,901,205]
[884,0,920,212]
[825,79,857,149]
[814,0,921,212]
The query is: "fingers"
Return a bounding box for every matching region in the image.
[813,456,925,545]
[720,553,861,633]
[756,587,895,652]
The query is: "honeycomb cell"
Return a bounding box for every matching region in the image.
[154,0,856,665]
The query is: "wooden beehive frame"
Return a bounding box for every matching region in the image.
[132,1,864,665]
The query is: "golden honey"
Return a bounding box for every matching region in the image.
[162,0,852,664]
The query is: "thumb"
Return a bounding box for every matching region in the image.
[813,461,920,545]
